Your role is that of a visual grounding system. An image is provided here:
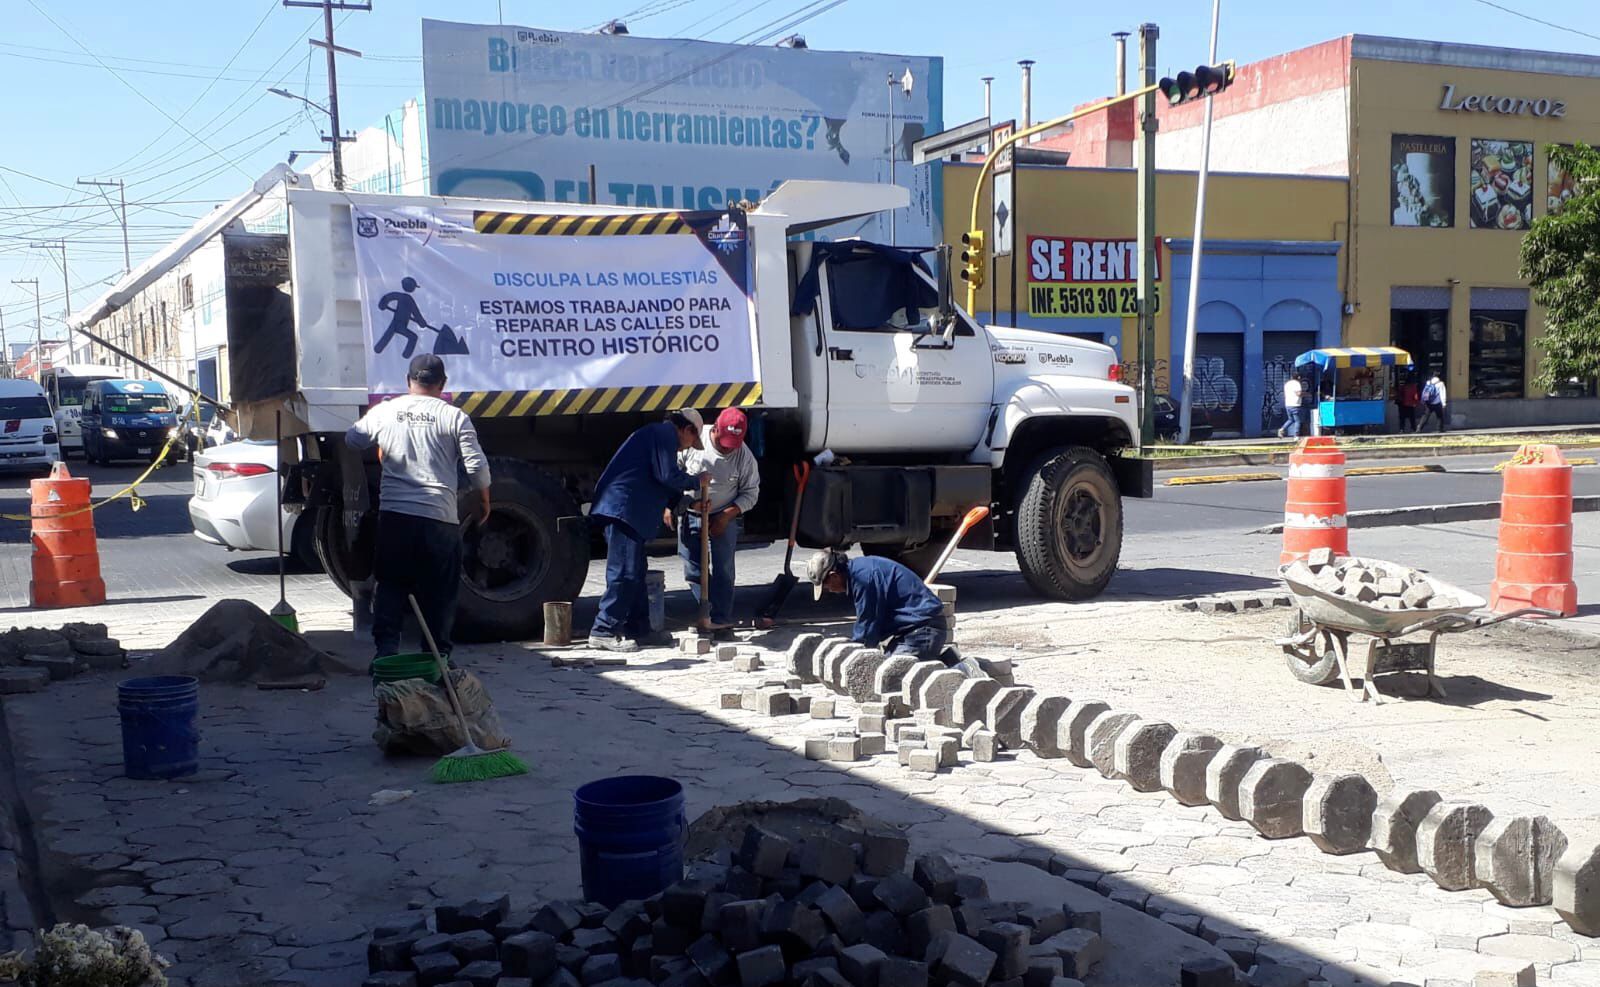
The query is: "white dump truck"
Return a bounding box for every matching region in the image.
[250,179,1150,640]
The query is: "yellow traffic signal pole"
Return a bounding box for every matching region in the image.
[962,79,1163,316]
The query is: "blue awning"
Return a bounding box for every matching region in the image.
[1294,346,1414,370]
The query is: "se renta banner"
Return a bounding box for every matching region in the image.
[420,19,943,246]
[1026,236,1163,320]
[348,205,758,404]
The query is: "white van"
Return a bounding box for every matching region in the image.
[0,379,61,474]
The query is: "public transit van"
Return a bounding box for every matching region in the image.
[0,379,61,474]
[79,379,180,466]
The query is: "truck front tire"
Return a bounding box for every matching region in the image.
[1014,446,1123,600]
[454,458,589,642]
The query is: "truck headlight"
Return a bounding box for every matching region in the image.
[102,428,118,439]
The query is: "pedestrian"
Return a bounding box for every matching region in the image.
[344,354,490,661]
[589,410,709,652]
[1279,372,1304,438]
[1396,374,1421,433]
[669,408,759,640]
[1418,371,1450,433]
[805,549,951,664]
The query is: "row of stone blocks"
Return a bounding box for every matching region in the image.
[775,633,1600,939]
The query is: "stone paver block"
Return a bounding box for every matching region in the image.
[971,731,997,762]
[810,698,838,719]
[1368,789,1443,874]
[1470,958,1536,986]
[1554,837,1600,935]
[1237,758,1313,839]
[21,654,79,680]
[842,650,889,703]
[1084,711,1140,779]
[1056,699,1110,769]
[1019,695,1071,758]
[1159,733,1223,806]
[1205,745,1267,821]
[1302,772,1378,856]
[860,733,887,756]
[1473,815,1568,907]
[874,656,918,699]
[907,748,941,773]
[1111,720,1177,793]
[902,662,946,710]
[952,678,1001,729]
[917,670,966,728]
[1478,932,1578,965]
[0,668,51,694]
[788,633,825,681]
[825,644,863,690]
[1417,801,1497,892]
[985,686,1035,749]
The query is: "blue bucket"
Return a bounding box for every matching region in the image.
[118,676,199,780]
[573,775,685,907]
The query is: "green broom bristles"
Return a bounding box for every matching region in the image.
[430,746,529,784]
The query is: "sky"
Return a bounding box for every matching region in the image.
[2,0,1597,348]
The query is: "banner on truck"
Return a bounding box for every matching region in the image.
[348,204,759,412]
[421,19,943,245]
[1026,236,1162,319]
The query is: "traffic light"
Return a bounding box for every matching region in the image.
[1158,61,1236,106]
[960,229,986,290]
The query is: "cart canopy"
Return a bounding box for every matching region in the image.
[1294,346,1414,370]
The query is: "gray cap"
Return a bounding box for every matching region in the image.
[805,549,847,601]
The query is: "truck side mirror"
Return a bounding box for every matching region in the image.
[935,243,957,343]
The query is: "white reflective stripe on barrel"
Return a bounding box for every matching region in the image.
[1284,511,1348,528]
[1288,463,1346,479]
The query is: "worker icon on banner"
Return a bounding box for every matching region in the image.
[374,276,470,359]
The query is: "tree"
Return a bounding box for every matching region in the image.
[1520,143,1600,392]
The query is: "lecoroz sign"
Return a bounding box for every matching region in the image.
[1439,83,1567,118]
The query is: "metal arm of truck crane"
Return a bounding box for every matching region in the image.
[69,325,225,410]
[963,82,1160,314]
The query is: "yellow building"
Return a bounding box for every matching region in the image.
[1148,35,1600,427]
[942,164,1348,436]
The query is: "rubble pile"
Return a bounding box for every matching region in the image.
[362,828,1103,987]
[0,622,126,694]
[1284,550,1458,611]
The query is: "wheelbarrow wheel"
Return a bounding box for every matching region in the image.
[1282,611,1342,686]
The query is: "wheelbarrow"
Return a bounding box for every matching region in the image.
[1276,557,1559,704]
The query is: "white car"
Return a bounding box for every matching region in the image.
[188,440,318,568]
[0,379,62,475]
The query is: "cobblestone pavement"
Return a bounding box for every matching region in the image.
[3,602,1598,987]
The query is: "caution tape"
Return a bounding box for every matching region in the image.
[454,381,762,419]
[1151,434,1600,458]
[472,210,697,237]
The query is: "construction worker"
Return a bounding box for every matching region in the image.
[669,408,760,639]
[590,410,709,652]
[344,353,490,660]
[806,549,949,663]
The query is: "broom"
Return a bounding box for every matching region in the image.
[407,594,528,784]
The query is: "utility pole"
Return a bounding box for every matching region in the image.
[28,240,69,328]
[282,0,369,190]
[12,279,41,378]
[78,178,130,275]
[1136,23,1159,447]
[0,307,9,378]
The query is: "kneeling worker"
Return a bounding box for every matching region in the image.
[806,549,948,662]
[589,410,709,652]
[671,408,759,640]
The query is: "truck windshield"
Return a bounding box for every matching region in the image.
[55,378,92,407]
[821,248,938,332]
[0,396,51,419]
[105,394,172,414]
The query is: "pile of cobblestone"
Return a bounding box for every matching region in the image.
[0,622,125,694]
[361,829,1105,987]
[1283,550,1457,611]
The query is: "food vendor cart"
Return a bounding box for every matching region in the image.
[1293,346,1414,435]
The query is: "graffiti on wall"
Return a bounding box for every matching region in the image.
[1118,359,1170,395]
[1191,356,1239,412]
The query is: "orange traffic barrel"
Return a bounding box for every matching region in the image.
[1281,436,1348,565]
[29,462,105,609]
[1490,444,1577,617]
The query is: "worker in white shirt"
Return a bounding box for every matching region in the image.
[1418,372,1450,433]
[1279,373,1305,438]
[668,408,760,639]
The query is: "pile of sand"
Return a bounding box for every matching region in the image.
[144,599,359,685]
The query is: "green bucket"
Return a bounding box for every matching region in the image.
[371,653,445,685]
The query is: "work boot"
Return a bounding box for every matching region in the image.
[591,635,640,654]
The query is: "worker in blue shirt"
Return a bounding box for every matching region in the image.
[805,549,949,663]
[590,410,709,652]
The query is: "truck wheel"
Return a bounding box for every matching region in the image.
[862,542,945,580]
[312,501,370,597]
[1014,446,1123,600]
[455,459,589,642]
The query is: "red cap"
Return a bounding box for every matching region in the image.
[713,407,748,448]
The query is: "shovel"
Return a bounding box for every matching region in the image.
[923,505,991,586]
[755,462,812,627]
[695,474,715,636]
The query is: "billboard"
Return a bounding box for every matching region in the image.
[348,204,757,402]
[1026,236,1161,319]
[1390,134,1455,228]
[421,20,942,245]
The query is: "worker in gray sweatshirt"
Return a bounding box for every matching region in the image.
[669,407,761,638]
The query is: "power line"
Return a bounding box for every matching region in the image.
[1467,0,1600,44]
